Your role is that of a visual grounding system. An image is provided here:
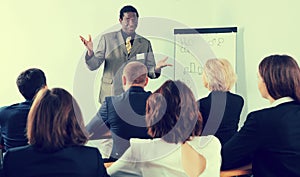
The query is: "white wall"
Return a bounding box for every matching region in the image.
[1,0,300,124]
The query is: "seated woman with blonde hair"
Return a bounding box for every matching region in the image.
[197,58,244,145]
[3,88,109,177]
[108,80,221,177]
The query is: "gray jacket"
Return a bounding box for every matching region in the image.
[85,30,158,103]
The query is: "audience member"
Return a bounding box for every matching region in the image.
[3,88,109,177]
[0,68,47,151]
[108,80,221,177]
[197,58,244,145]
[222,54,300,176]
[86,61,151,162]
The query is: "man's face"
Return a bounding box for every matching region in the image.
[119,12,138,35]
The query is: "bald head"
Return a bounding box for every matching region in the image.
[122,61,148,90]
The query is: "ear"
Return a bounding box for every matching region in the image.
[119,18,122,24]
[202,72,209,89]
[203,80,209,89]
[144,77,149,86]
[122,75,126,86]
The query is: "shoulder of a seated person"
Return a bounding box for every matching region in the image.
[130,138,156,144]
[190,135,221,148]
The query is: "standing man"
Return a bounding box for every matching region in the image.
[86,61,151,162]
[80,5,171,103]
[0,68,47,151]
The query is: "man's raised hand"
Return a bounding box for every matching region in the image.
[80,34,94,56]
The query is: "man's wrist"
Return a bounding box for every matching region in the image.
[155,66,161,73]
[85,50,94,60]
[87,50,94,57]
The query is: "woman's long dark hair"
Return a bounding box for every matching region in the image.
[146,80,202,144]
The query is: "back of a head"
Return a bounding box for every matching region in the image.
[123,61,148,85]
[27,88,88,152]
[204,58,236,91]
[16,68,47,100]
[119,5,139,19]
[259,54,300,102]
[146,80,202,144]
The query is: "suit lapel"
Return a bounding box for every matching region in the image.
[129,34,142,58]
[116,30,128,56]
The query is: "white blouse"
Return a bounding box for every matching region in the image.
[107,135,221,177]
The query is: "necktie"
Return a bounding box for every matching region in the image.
[125,36,132,54]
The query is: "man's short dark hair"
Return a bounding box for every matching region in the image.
[119,5,139,19]
[16,68,47,100]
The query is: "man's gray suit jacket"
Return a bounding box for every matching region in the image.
[85,30,158,103]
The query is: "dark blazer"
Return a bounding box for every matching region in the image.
[222,101,300,177]
[3,145,109,177]
[85,30,158,103]
[197,91,244,145]
[86,86,151,160]
[0,100,32,150]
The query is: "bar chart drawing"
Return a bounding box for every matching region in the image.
[183,62,203,75]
